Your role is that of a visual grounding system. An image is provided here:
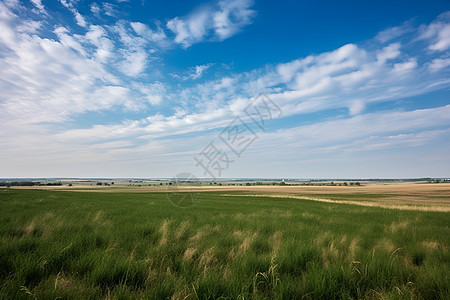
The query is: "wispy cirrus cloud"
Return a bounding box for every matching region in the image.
[30,0,47,15]
[0,0,449,177]
[428,57,450,72]
[187,64,214,80]
[0,1,168,128]
[375,19,414,43]
[171,63,215,80]
[130,21,168,46]
[59,0,88,28]
[166,0,255,48]
[418,11,450,51]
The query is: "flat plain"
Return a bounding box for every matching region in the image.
[0,183,449,299]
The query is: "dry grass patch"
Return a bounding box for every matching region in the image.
[222,184,450,211]
[421,240,441,250]
[223,264,232,280]
[269,231,283,254]
[183,248,198,261]
[24,221,36,235]
[92,210,112,227]
[145,265,159,286]
[233,230,244,238]
[387,220,409,233]
[321,242,339,268]
[53,272,83,294]
[314,231,333,248]
[171,285,193,300]
[348,238,359,260]
[159,219,171,246]
[375,238,397,253]
[270,208,292,218]
[188,230,204,242]
[301,212,317,219]
[228,232,258,259]
[198,247,217,271]
[239,233,258,255]
[175,220,189,240]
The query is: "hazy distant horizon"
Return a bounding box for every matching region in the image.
[1,177,448,181]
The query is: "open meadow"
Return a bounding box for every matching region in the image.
[0,183,449,299]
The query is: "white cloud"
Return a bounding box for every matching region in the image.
[348,99,365,116]
[21,104,448,178]
[54,26,87,55]
[418,11,450,52]
[276,56,313,83]
[375,20,413,43]
[163,31,446,129]
[214,77,234,90]
[292,44,364,90]
[59,0,88,28]
[183,63,214,80]
[130,22,147,35]
[376,43,401,63]
[290,129,450,163]
[213,0,255,40]
[133,82,165,106]
[135,29,448,138]
[192,64,212,79]
[130,21,168,47]
[112,22,155,77]
[428,57,450,72]
[119,49,147,77]
[74,10,87,27]
[430,25,450,51]
[166,0,255,48]
[30,0,46,14]
[171,64,219,82]
[260,105,450,155]
[82,25,116,62]
[90,2,100,16]
[103,3,117,17]
[166,12,210,48]
[348,129,450,152]
[1,4,450,177]
[393,58,417,73]
[0,3,150,127]
[17,19,42,33]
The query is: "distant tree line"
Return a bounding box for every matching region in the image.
[0,181,62,187]
[96,182,114,186]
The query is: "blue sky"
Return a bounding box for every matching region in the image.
[0,0,449,178]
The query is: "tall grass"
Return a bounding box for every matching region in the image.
[0,188,448,299]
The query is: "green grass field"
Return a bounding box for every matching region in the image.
[0,188,449,299]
